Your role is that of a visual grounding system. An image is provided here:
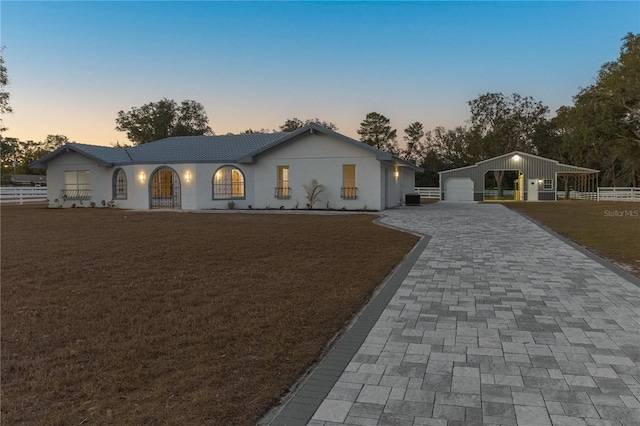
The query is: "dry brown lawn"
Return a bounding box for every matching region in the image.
[504,201,640,278]
[1,205,418,425]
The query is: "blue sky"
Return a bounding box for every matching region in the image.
[2,1,639,146]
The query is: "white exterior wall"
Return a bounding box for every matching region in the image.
[252,133,382,210]
[401,167,415,202]
[379,163,416,209]
[45,152,112,207]
[117,165,147,209]
[43,133,417,210]
[112,163,257,210]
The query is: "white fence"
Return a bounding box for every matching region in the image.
[557,191,597,201]
[415,187,440,199]
[597,187,640,202]
[0,187,48,204]
[557,188,639,201]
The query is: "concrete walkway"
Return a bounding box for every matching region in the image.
[267,203,640,426]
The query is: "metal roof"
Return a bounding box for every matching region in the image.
[439,151,599,175]
[126,132,287,164]
[30,123,424,172]
[26,143,132,168]
[10,174,47,184]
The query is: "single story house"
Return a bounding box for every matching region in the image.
[439,151,599,201]
[31,123,422,211]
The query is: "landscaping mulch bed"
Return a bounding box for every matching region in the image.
[1,205,418,425]
[504,200,640,278]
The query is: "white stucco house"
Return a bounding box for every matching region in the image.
[31,123,423,211]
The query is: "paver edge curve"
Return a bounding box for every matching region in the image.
[260,215,431,426]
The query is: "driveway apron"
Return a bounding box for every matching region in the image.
[273,203,640,426]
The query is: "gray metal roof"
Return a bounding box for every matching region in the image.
[30,123,423,173]
[10,174,47,184]
[556,163,600,174]
[30,132,287,168]
[126,132,287,164]
[28,143,133,168]
[439,151,599,175]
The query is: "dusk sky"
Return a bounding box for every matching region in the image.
[2,1,639,147]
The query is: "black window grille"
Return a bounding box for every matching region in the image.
[113,169,127,199]
[213,167,245,199]
[275,187,291,199]
[341,187,358,199]
[59,189,91,200]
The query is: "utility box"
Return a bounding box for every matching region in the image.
[405,193,421,206]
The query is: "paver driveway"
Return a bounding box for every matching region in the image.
[305,203,640,426]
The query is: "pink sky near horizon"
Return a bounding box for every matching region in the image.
[2,1,638,147]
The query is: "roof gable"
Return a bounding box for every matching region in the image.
[29,143,132,168]
[239,123,423,172]
[238,123,393,162]
[474,151,557,166]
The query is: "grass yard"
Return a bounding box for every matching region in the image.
[503,201,640,278]
[1,205,418,425]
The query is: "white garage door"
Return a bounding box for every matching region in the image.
[444,178,474,202]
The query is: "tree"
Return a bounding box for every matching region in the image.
[424,126,474,170]
[43,134,69,151]
[173,100,213,137]
[0,48,12,133]
[115,98,213,145]
[0,136,18,169]
[357,112,399,155]
[1,134,70,175]
[240,128,273,134]
[279,118,305,132]
[598,33,640,148]
[549,33,640,187]
[589,33,640,186]
[111,141,132,148]
[279,117,338,132]
[416,149,448,187]
[412,126,474,187]
[467,92,550,161]
[19,140,48,174]
[466,92,550,196]
[402,121,427,165]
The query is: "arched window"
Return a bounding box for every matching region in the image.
[113,168,127,199]
[213,166,245,199]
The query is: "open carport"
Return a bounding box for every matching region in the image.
[439,151,599,201]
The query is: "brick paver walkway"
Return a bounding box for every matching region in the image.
[306,203,640,426]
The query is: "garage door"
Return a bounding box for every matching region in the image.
[444,177,474,201]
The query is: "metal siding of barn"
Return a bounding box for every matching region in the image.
[476,155,555,182]
[439,152,599,202]
[474,154,557,200]
[439,166,477,199]
[539,192,556,201]
[440,153,560,201]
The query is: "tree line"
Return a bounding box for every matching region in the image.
[1,33,638,187]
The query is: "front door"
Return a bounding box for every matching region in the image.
[150,168,181,209]
[527,179,539,201]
